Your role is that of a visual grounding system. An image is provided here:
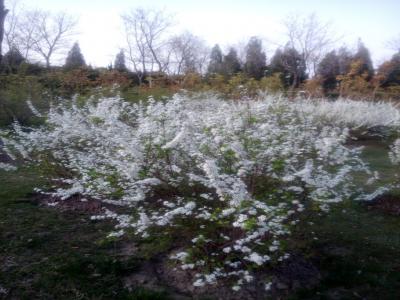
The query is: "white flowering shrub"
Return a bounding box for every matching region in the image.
[0,162,17,171]
[293,98,400,129]
[390,139,400,165]
[1,93,395,290]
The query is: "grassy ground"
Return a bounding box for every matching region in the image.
[1,165,400,299]
[290,200,400,299]
[1,115,400,299]
[288,139,400,299]
[0,167,171,300]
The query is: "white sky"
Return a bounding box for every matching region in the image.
[9,0,400,68]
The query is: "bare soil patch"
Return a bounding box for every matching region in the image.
[367,193,400,216]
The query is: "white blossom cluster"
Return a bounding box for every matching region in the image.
[0,162,17,171]
[390,139,400,165]
[1,93,398,290]
[293,97,400,128]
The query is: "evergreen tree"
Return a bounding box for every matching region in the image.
[281,45,307,88]
[353,39,374,80]
[207,44,223,75]
[2,46,25,72]
[267,49,287,87]
[222,47,241,77]
[268,49,285,74]
[268,45,306,88]
[114,49,127,72]
[267,49,279,68]
[337,46,353,75]
[377,51,400,87]
[64,42,86,70]
[244,37,266,79]
[317,50,340,92]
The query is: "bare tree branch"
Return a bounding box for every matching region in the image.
[3,0,19,53]
[29,10,77,68]
[168,32,209,75]
[283,13,339,76]
[122,7,173,80]
[387,34,400,52]
[3,1,41,60]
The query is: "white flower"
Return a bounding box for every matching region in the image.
[162,127,186,149]
[108,230,124,238]
[193,279,205,287]
[0,163,17,171]
[223,247,231,253]
[232,285,241,291]
[282,175,295,182]
[171,251,189,261]
[246,252,265,266]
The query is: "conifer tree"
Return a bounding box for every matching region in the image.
[317,50,340,92]
[267,48,287,87]
[337,46,353,76]
[353,39,374,80]
[207,44,223,75]
[244,37,266,79]
[268,46,306,88]
[2,46,24,72]
[268,49,285,74]
[222,47,241,77]
[376,51,400,87]
[64,42,86,70]
[114,49,127,72]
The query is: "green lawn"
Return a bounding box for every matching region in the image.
[0,167,170,300]
[290,200,400,299]
[1,147,400,299]
[288,139,400,299]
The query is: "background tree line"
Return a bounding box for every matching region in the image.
[0,1,399,100]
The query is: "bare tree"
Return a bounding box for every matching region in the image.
[122,10,149,84]
[30,10,77,68]
[17,10,40,60]
[283,13,338,76]
[4,1,38,60]
[168,32,209,75]
[3,0,19,53]
[122,8,173,82]
[387,34,400,52]
[0,0,9,63]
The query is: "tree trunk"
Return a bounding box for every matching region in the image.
[0,0,9,65]
[289,72,298,96]
[45,57,50,69]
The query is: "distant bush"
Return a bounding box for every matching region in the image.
[0,75,50,127]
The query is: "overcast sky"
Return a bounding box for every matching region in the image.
[9,0,400,67]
